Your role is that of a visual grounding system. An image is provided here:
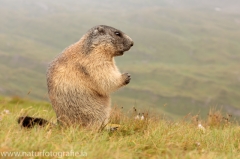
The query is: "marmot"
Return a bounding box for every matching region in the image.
[19,25,133,129]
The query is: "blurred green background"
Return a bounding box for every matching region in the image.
[0,0,240,119]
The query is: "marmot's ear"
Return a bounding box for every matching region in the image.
[97,26,104,32]
[94,26,105,34]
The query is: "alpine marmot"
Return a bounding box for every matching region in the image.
[19,25,134,129]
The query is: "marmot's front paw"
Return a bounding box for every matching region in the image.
[122,73,131,85]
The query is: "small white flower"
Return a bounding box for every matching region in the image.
[135,113,140,120]
[198,123,206,133]
[4,109,10,114]
[195,142,201,147]
[140,113,144,120]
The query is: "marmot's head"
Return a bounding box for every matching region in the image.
[82,25,134,56]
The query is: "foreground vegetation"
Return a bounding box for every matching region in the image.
[0,96,240,158]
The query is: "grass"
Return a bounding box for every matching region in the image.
[1,0,240,126]
[0,96,240,158]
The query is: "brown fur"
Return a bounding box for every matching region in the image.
[47,25,133,128]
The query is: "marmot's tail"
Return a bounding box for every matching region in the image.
[18,116,49,128]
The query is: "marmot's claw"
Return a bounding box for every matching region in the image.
[123,73,131,85]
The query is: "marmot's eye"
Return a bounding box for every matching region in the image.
[115,32,121,37]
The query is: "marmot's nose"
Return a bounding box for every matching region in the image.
[130,41,134,47]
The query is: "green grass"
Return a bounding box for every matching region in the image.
[0,96,240,158]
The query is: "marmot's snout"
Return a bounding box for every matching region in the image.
[127,35,134,47]
[126,41,134,51]
[130,39,134,47]
[125,35,134,51]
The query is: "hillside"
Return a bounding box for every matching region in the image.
[0,0,240,119]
